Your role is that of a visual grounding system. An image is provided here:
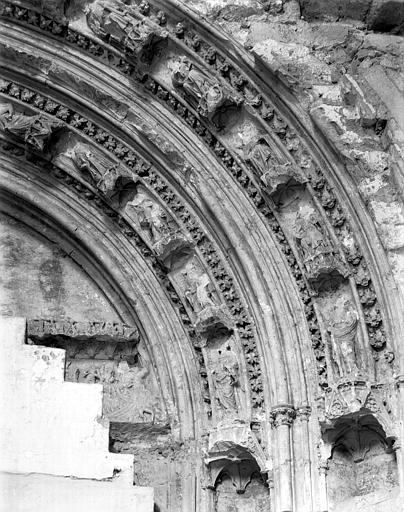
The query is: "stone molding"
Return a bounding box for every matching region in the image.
[269,404,296,428]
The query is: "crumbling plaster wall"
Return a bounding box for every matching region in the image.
[0,316,154,512]
[185,0,404,332]
[0,211,120,321]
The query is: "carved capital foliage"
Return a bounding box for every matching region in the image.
[269,404,296,428]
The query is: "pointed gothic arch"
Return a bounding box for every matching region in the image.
[1,1,403,511]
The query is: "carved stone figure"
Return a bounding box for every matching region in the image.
[131,192,174,243]
[245,137,301,195]
[128,190,193,269]
[65,356,164,424]
[66,142,120,195]
[184,265,217,314]
[328,298,359,379]
[211,347,240,418]
[87,0,167,66]
[172,58,242,129]
[0,102,61,152]
[294,212,347,284]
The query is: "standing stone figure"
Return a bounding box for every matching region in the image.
[212,347,240,419]
[328,298,359,378]
[184,265,216,314]
[172,58,240,128]
[131,193,173,243]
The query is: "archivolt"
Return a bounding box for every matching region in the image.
[0,1,401,509]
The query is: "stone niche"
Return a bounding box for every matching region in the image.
[206,422,271,512]
[323,412,400,512]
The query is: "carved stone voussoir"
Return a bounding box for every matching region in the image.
[87,0,168,68]
[269,404,296,428]
[27,318,140,343]
[171,57,243,130]
[0,102,62,152]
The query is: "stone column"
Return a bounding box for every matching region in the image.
[293,405,313,511]
[270,404,296,512]
[396,374,404,501]
[317,439,332,512]
[318,461,329,512]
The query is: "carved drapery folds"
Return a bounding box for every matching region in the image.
[0,102,62,152]
[245,136,303,196]
[293,211,348,288]
[87,0,168,73]
[326,297,360,380]
[67,141,123,198]
[171,57,242,130]
[128,187,193,270]
[175,257,233,340]
[204,336,246,424]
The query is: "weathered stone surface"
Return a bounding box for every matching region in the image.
[1,0,404,510]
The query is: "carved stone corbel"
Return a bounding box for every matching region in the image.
[205,422,271,493]
[194,304,234,342]
[152,232,193,271]
[319,377,400,447]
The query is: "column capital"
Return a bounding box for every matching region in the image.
[269,404,296,428]
[295,404,311,421]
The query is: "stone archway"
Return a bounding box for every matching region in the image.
[1,1,403,511]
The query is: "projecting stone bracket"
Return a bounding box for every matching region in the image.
[318,375,400,445]
[204,422,271,493]
[152,232,193,271]
[193,305,234,345]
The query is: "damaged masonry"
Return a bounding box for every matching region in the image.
[0,0,404,511]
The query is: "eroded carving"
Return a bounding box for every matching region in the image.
[0,102,62,152]
[269,404,296,428]
[66,141,122,197]
[172,57,242,130]
[245,137,303,195]
[294,212,347,287]
[206,423,270,493]
[87,0,168,69]
[128,188,193,269]
[327,298,359,379]
[211,344,240,421]
[179,259,233,338]
[27,318,140,343]
[66,357,165,423]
